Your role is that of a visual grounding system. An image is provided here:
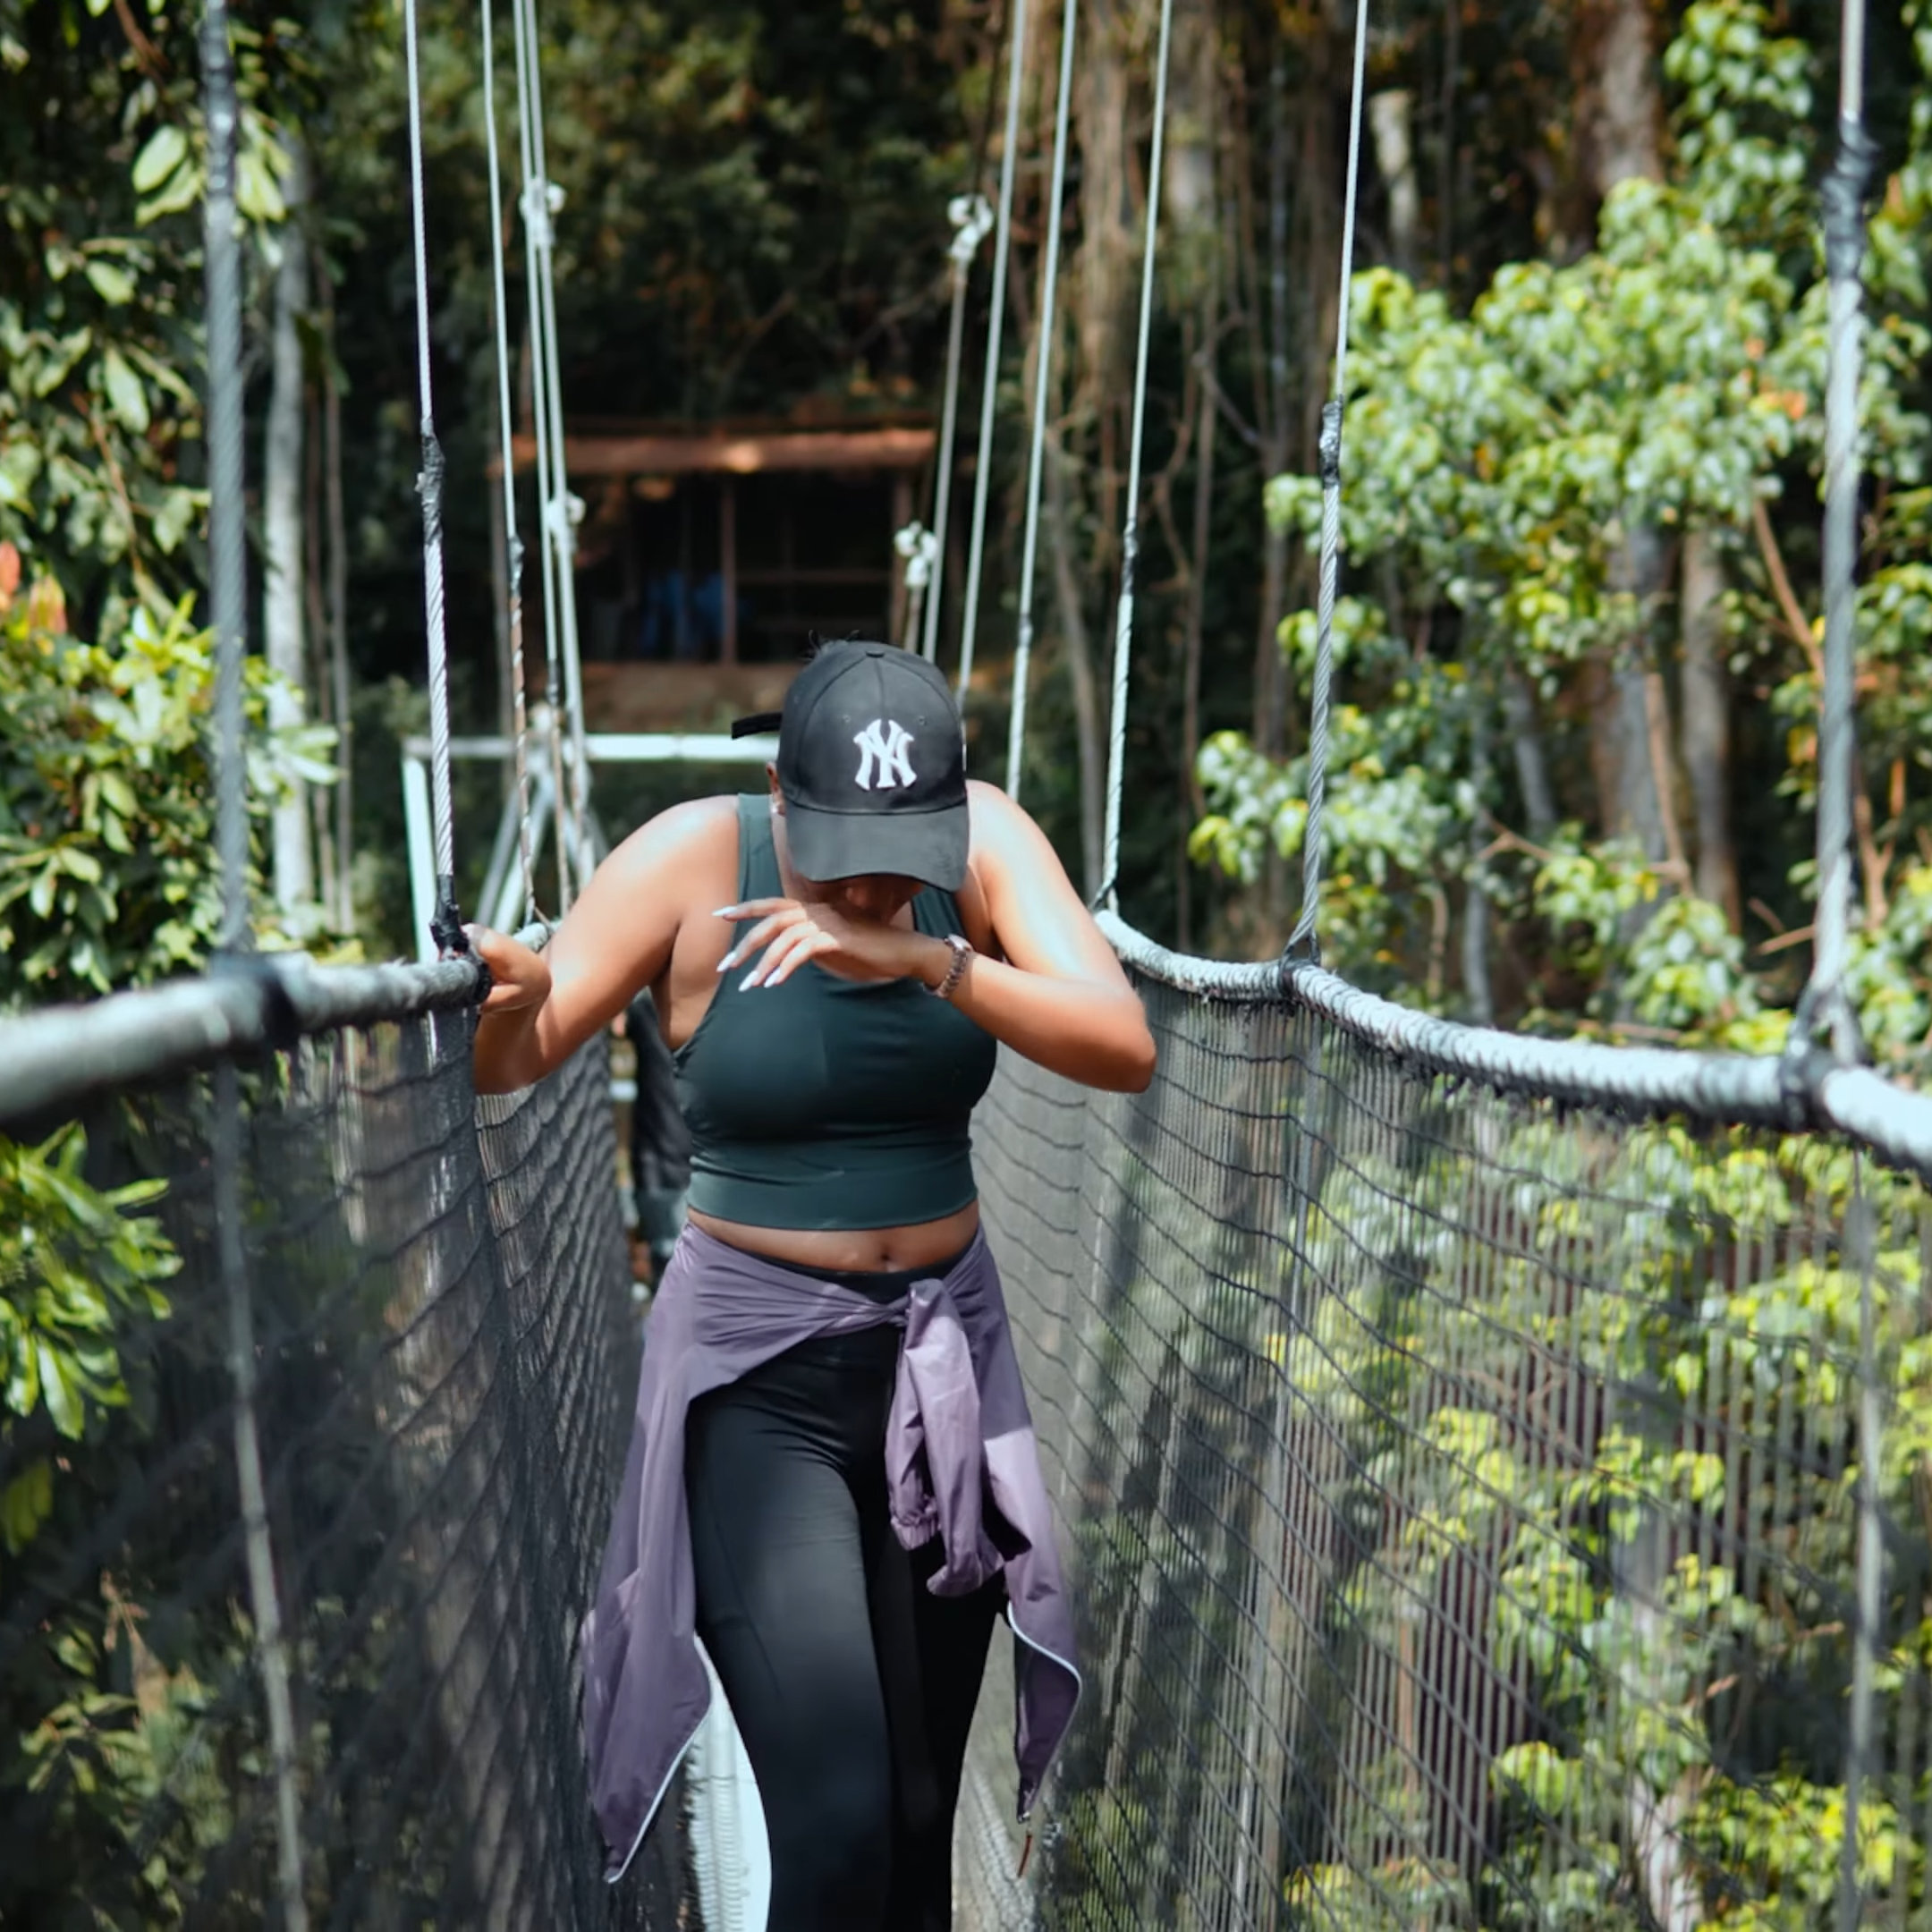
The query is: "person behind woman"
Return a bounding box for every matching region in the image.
[617,985,691,1280]
[468,640,1155,1928]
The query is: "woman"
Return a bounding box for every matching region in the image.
[469,640,1155,1928]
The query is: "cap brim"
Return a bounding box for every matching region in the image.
[784,798,970,894]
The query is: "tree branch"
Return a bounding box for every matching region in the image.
[1750,495,1822,682]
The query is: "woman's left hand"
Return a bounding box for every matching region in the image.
[716,898,938,990]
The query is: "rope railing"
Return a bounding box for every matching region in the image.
[957,943,1932,1930]
[1097,0,1175,907]
[953,0,1030,714]
[481,0,539,929]
[1006,0,1079,801]
[0,986,684,1927]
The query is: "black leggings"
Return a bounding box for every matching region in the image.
[684,1260,1002,1931]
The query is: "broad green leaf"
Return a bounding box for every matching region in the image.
[83,259,136,307]
[131,123,188,195]
[35,1339,84,1438]
[100,347,149,436]
[236,147,287,225]
[137,163,204,226]
[1,1459,54,1555]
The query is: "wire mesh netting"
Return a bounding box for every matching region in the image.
[0,1013,691,1929]
[958,970,1932,1931]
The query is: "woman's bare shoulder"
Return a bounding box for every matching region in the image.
[606,792,743,881]
[963,778,1048,865]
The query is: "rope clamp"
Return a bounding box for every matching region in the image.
[946,192,995,267]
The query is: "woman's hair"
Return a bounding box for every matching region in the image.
[801,630,887,662]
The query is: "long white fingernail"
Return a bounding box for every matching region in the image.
[716,953,734,973]
[714,906,737,918]
[739,970,758,991]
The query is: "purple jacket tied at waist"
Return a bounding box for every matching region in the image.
[580,1222,1081,1882]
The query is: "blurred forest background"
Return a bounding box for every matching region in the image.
[1,0,1928,1064]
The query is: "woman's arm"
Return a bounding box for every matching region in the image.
[722,782,1155,1092]
[469,796,730,1094]
[944,782,1156,1092]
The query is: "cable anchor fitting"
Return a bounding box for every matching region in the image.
[946,192,995,268]
[1821,122,1880,285]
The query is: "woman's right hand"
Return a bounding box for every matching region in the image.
[467,925,552,1016]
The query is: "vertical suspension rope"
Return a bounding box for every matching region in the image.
[517,0,593,895]
[1283,0,1371,962]
[1097,0,1176,906]
[920,194,994,662]
[511,0,575,909]
[1005,0,1079,801]
[402,0,465,953]
[954,0,1030,714]
[481,0,538,927]
[199,12,309,1926]
[1818,4,1878,1919]
[1798,0,1876,1069]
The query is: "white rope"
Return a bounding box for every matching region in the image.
[1097,0,1176,903]
[1284,0,1370,961]
[402,0,461,946]
[521,0,591,906]
[511,0,577,910]
[1797,0,1875,1071]
[1005,0,1079,801]
[920,194,993,662]
[954,0,1030,715]
[481,0,538,928]
[896,518,939,653]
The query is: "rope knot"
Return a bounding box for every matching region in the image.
[1821,121,1881,285]
[946,192,995,267]
[416,424,446,547]
[1318,400,1343,487]
[520,175,558,247]
[894,521,938,590]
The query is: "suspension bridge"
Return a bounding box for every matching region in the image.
[4,0,1928,1925]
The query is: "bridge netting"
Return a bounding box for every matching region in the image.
[5,939,1930,1928]
[0,994,690,1929]
[959,948,1932,1930]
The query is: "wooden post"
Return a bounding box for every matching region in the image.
[720,476,739,663]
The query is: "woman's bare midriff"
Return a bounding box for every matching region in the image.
[686,1200,982,1274]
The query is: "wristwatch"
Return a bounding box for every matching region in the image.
[928,933,973,1003]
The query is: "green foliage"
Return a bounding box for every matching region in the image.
[1200,0,1932,1056]
[0,572,335,1007]
[1269,1088,1932,1927]
[0,0,307,623]
[0,1124,176,1556]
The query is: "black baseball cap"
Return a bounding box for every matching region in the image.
[730,641,969,890]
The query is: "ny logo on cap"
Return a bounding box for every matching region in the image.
[852,718,916,791]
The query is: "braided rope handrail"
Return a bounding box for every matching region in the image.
[1095,911,1932,1176]
[0,926,550,1136]
[13,916,1928,1178]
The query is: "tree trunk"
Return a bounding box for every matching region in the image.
[1680,527,1739,926]
[1368,89,1420,278]
[1464,697,1495,1022]
[1600,529,1671,867]
[1176,4,1219,951]
[1501,667,1558,840]
[303,375,338,926]
[1251,34,1292,761]
[1572,0,1667,880]
[263,151,313,915]
[1045,431,1106,899]
[320,245,354,936]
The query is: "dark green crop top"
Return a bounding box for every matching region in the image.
[672,794,999,1232]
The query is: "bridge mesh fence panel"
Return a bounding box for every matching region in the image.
[0,1013,691,1929]
[960,970,1932,1932]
